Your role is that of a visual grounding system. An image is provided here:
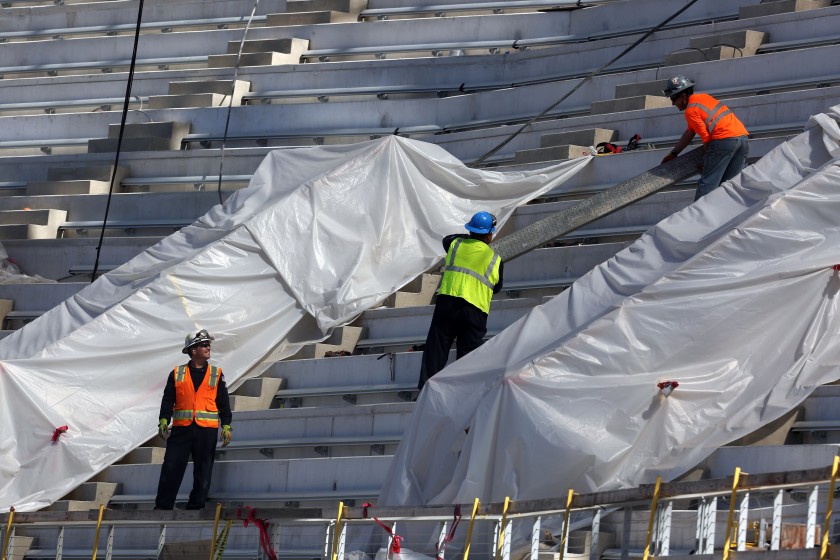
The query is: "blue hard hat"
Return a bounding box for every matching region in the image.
[465,211,497,234]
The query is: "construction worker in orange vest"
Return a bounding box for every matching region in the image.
[154,329,232,510]
[417,211,503,393]
[661,76,750,201]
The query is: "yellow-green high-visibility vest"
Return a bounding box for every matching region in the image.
[438,238,500,314]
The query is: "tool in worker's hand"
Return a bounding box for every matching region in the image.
[222,425,232,447]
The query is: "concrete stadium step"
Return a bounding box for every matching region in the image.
[217,402,412,459]
[288,325,365,359]
[229,377,286,412]
[47,164,128,183]
[662,30,767,67]
[232,402,413,440]
[116,446,165,465]
[357,297,541,352]
[286,0,367,16]
[0,299,13,326]
[44,482,120,512]
[208,38,309,68]
[26,179,112,196]
[3,237,155,280]
[149,79,251,109]
[98,455,391,506]
[514,144,591,165]
[0,282,86,311]
[383,272,440,308]
[539,128,617,149]
[589,95,671,116]
[0,208,66,239]
[267,10,356,26]
[703,444,840,479]
[266,351,421,389]
[0,0,288,34]
[89,121,191,153]
[739,0,831,20]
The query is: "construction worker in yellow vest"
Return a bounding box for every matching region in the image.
[154,329,232,510]
[661,76,750,201]
[417,211,503,392]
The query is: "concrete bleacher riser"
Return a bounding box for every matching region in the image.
[0,0,288,34]
[0,5,835,119]
[96,455,391,496]
[0,80,831,159]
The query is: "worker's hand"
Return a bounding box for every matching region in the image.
[158,418,170,440]
[221,425,232,447]
[661,152,677,164]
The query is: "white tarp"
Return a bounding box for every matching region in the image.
[0,136,590,512]
[379,105,840,506]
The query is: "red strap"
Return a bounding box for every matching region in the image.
[435,505,462,560]
[362,502,403,554]
[237,506,278,560]
[51,425,68,443]
[833,265,840,271]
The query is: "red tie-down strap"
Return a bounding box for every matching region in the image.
[363,502,403,554]
[833,265,840,272]
[52,426,68,443]
[435,504,462,560]
[237,506,278,560]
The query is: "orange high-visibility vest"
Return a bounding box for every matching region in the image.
[684,92,749,144]
[171,364,221,428]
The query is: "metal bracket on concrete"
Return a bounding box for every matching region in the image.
[491,148,704,262]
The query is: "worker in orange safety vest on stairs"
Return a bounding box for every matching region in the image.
[661,76,750,201]
[154,329,232,510]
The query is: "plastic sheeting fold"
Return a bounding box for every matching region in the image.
[379,105,840,506]
[0,136,590,512]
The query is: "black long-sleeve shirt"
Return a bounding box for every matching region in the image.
[442,234,504,293]
[159,362,232,426]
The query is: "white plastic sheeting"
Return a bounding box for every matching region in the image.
[380,105,840,506]
[0,136,589,512]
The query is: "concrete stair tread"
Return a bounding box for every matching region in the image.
[590,95,671,115]
[515,144,591,164]
[740,0,831,19]
[539,128,617,148]
[26,179,110,196]
[385,272,440,308]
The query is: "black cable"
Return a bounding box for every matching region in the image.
[91,0,145,282]
[470,0,700,167]
[216,0,262,205]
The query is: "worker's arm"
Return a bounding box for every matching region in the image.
[661,128,697,163]
[493,260,504,294]
[158,371,176,422]
[216,372,233,427]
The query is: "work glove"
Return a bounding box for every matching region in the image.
[661,152,677,164]
[221,425,232,447]
[158,418,170,440]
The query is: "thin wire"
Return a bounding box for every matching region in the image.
[91,0,145,282]
[470,0,701,167]
[216,0,262,205]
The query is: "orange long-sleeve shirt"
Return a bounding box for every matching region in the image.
[685,92,749,144]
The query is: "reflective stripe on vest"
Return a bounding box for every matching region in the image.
[438,237,500,314]
[171,364,221,428]
[444,238,499,291]
[687,100,733,135]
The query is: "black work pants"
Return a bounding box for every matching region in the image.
[418,295,488,391]
[154,423,218,510]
